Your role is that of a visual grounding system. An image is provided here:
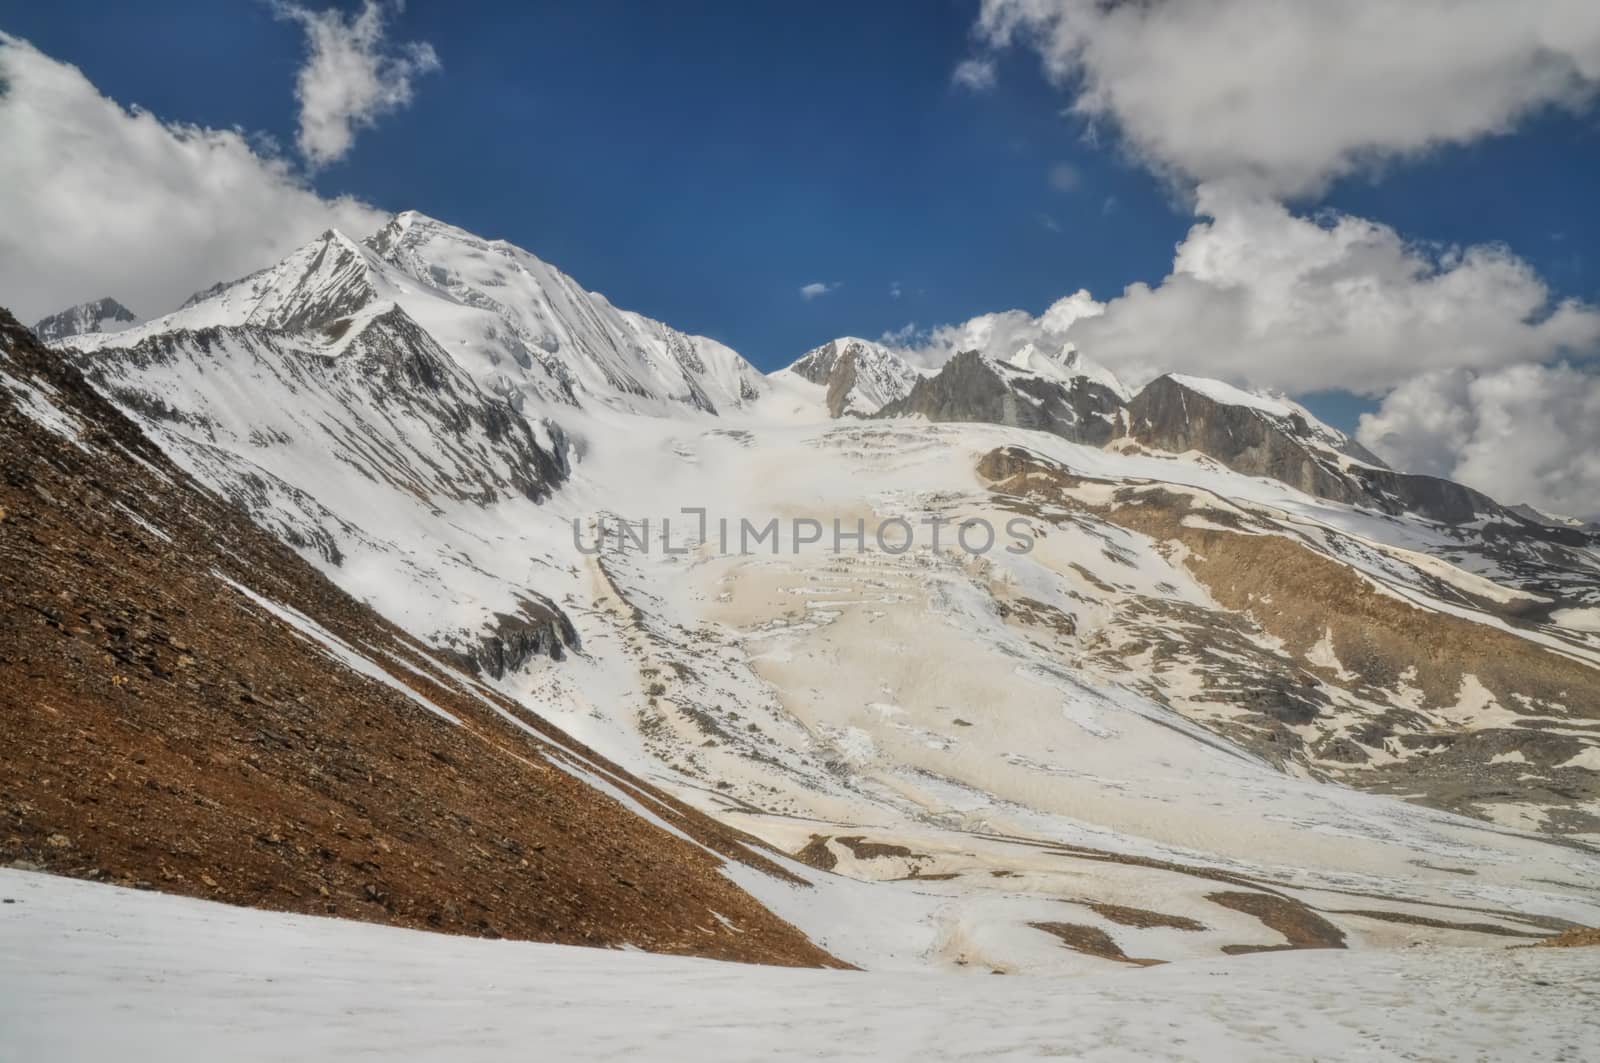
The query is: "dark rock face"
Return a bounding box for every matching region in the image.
[447,593,581,679]
[1120,375,1600,599]
[32,298,137,343]
[877,350,1125,445]
[1126,375,1499,525]
[1127,376,1369,502]
[787,340,846,386]
[822,350,862,418]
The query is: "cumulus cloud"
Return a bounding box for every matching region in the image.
[1358,363,1600,520]
[892,290,1105,370]
[943,1,1600,490]
[974,0,1600,198]
[273,0,439,168]
[952,57,997,92]
[1070,187,1600,393]
[800,281,841,301]
[0,34,387,325]
[896,189,1600,393]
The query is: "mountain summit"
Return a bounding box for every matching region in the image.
[32,296,137,342]
[778,336,926,416]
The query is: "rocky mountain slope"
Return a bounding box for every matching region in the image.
[54,218,772,669]
[0,307,835,966]
[782,337,1131,444]
[1120,373,1600,601]
[1128,373,1486,522]
[777,336,926,416]
[783,341,1600,603]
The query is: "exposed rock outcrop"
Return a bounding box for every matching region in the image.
[446,593,581,678]
[1126,375,1500,524]
[878,349,1125,444]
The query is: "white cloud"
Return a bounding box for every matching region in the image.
[879,323,919,347]
[273,0,439,169]
[950,1,1600,498]
[899,189,1600,394]
[0,34,388,325]
[1068,186,1600,393]
[892,290,1105,370]
[952,57,997,92]
[1358,363,1600,520]
[800,282,841,301]
[889,281,903,300]
[975,0,1600,198]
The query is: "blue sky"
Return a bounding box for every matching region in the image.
[2,0,1599,476]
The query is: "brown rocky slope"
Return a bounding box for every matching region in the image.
[0,307,838,967]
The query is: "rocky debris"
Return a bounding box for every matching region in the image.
[32,297,138,343]
[793,835,838,871]
[1530,926,1600,948]
[1029,921,1164,966]
[0,307,839,968]
[1328,908,1546,939]
[1207,891,1347,953]
[1079,903,1207,932]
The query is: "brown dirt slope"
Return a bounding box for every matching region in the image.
[0,308,838,968]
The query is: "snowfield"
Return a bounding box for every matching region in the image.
[3,868,1597,1062]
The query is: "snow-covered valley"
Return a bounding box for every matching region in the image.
[7,207,1600,1056]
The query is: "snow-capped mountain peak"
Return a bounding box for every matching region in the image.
[361,210,765,413]
[66,213,766,416]
[68,228,385,348]
[1003,341,1131,401]
[31,296,139,343]
[778,336,927,416]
